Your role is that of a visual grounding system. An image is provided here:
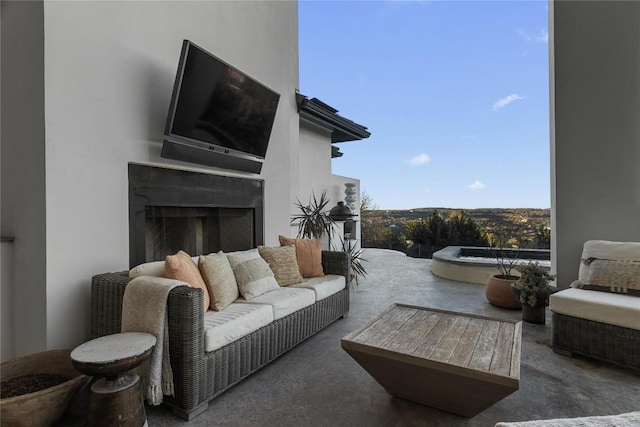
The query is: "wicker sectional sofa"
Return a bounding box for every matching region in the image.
[549,240,640,372]
[91,250,350,420]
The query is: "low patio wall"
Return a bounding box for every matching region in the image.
[432,246,551,285]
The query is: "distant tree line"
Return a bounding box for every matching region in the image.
[360,192,551,259]
[405,211,488,248]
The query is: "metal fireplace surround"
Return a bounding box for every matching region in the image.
[128,163,264,269]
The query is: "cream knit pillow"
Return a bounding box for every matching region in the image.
[227,249,279,300]
[199,251,240,311]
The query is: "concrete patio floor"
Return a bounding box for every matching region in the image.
[77,249,640,426]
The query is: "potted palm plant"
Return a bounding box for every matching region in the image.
[342,239,367,286]
[291,191,367,285]
[291,190,335,242]
[510,262,555,324]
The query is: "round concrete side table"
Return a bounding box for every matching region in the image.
[71,332,156,427]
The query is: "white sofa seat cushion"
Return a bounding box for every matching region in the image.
[203,303,274,352]
[290,274,345,301]
[550,288,640,330]
[241,287,315,320]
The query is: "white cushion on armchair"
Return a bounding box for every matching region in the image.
[550,288,640,330]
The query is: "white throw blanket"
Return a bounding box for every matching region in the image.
[121,276,187,405]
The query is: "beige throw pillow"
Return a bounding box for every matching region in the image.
[278,236,324,278]
[258,245,304,286]
[199,251,240,311]
[165,250,210,312]
[227,249,279,300]
[577,259,640,296]
[577,240,640,283]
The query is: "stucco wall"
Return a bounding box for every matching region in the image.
[551,1,640,287]
[1,1,47,357]
[298,122,361,212]
[298,121,333,201]
[2,1,299,355]
[297,122,361,246]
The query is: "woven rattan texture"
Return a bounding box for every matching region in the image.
[552,313,640,371]
[91,250,350,419]
[91,271,129,337]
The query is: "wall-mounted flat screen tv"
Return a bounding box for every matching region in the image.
[162,40,280,173]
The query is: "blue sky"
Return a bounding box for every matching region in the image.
[299,0,550,210]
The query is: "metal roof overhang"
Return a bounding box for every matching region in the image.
[296,93,371,143]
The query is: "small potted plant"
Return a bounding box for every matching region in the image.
[510,262,556,324]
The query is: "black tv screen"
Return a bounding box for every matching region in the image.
[164,40,280,162]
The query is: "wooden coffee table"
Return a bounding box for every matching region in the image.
[341,304,521,417]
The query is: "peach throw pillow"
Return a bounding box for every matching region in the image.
[165,250,210,312]
[278,236,324,278]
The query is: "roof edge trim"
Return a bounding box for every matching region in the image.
[296,93,371,143]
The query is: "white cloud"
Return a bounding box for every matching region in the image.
[408,153,431,166]
[467,180,486,191]
[518,28,548,44]
[493,93,524,111]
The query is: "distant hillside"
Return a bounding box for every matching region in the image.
[361,207,551,251]
[370,207,550,231]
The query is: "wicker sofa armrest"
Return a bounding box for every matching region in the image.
[91,271,129,338]
[166,286,205,411]
[321,250,350,282]
[91,272,204,341]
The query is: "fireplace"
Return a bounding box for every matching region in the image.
[128,164,264,268]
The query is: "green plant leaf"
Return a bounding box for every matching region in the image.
[292,190,336,239]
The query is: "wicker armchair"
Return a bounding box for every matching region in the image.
[91,250,350,420]
[549,240,640,372]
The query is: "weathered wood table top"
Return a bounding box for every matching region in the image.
[71,332,156,378]
[342,303,522,416]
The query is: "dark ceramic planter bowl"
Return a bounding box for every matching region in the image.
[521,305,546,324]
[0,349,87,427]
[510,284,549,324]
